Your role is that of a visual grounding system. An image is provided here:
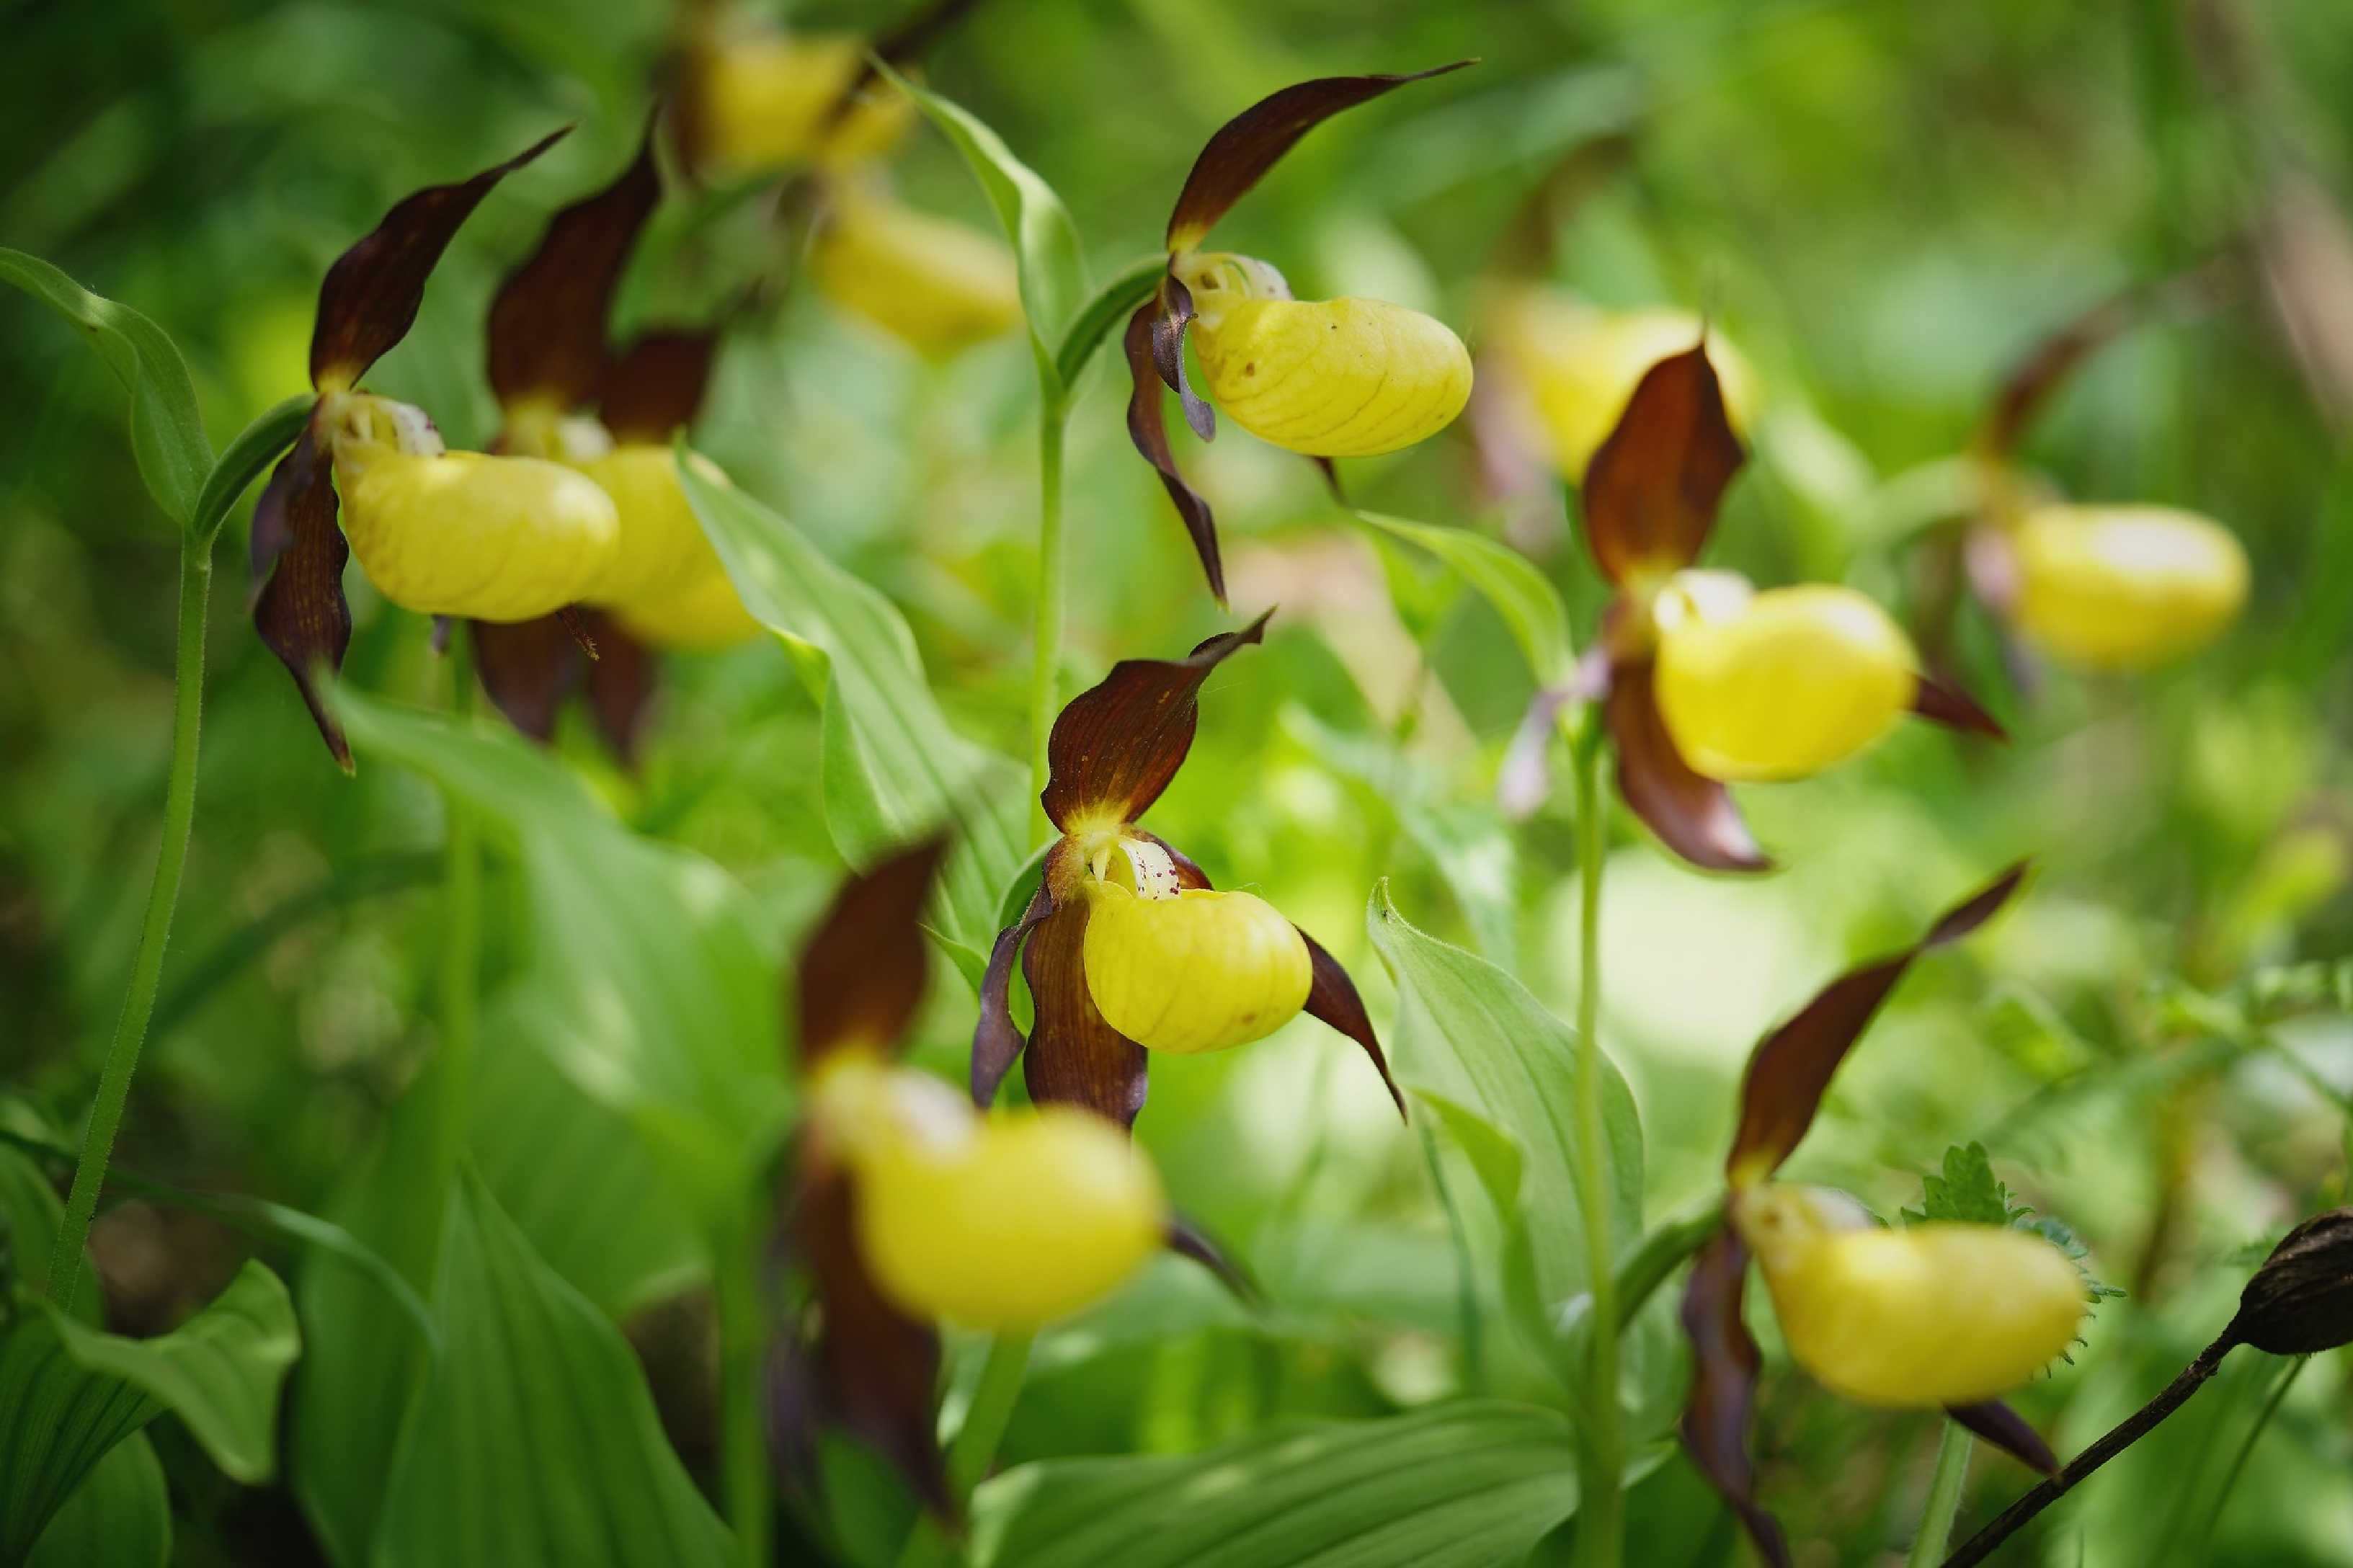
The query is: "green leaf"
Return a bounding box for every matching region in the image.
[373,1175,733,1568]
[876,62,1087,400]
[191,393,315,545]
[0,246,211,527]
[1351,512,1575,687]
[679,450,1032,971]
[337,687,789,1217]
[1900,1142,2027,1229]
[1054,252,1167,391]
[0,1131,99,1318]
[1367,884,1642,1309]
[968,1402,1580,1568]
[27,1433,169,1568]
[0,1260,300,1564]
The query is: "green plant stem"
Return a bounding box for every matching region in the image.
[432,641,483,1198]
[712,1216,774,1568]
[2192,1355,2308,1562]
[1569,723,1622,1568]
[1028,402,1067,822]
[894,1331,1036,1568]
[1907,1422,1973,1568]
[46,538,211,1309]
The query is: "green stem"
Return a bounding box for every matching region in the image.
[713,1214,775,1568]
[1028,402,1067,824]
[47,538,211,1308]
[1609,1200,1727,1331]
[893,1331,1036,1568]
[1417,1118,1486,1394]
[2192,1355,2308,1562]
[1569,724,1622,1568]
[432,640,482,1198]
[1907,1422,1973,1568]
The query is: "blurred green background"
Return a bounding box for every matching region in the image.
[6,0,2352,1563]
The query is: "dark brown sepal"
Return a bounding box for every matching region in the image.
[1167,1215,1260,1306]
[1123,300,1225,602]
[1724,863,2027,1182]
[2226,1207,2353,1355]
[1020,898,1149,1130]
[1164,63,1477,251]
[1605,662,1768,873]
[581,610,659,767]
[1678,1227,1789,1568]
[600,329,724,445]
[1912,674,2008,742]
[486,123,662,411]
[249,417,353,769]
[471,613,586,744]
[1298,927,1406,1121]
[311,128,571,391]
[797,836,951,1069]
[1152,272,1214,440]
[1947,1401,2060,1475]
[1040,612,1271,830]
[971,859,1062,1109]
[1578,342,1746,585]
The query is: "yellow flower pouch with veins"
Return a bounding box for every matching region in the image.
[2012,503,2248,671]
[578,445,726,608]
[1193,295,1472,458]
[1081,881,1312,1054]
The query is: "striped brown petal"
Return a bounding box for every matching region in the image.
[486,123,662,411]
[1123,299,1225,602]
[1020,897,1148,1129]
[1165,63,1476,252]
[1578,342,1745,585]
[311,128,569,391]
[1725,863,2028,1185]
[1040,612,1271,831]
[249,418,352,768]
[970,850,1067,1109]
[797,837,951,1068]
[1678,1226,1789,1568]
[599,329,724,445]
[1605,661,1769,873]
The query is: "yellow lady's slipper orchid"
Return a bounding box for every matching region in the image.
[1175,252,1472,458]
[814,190,1023,359]
[694,33,915,177]
[1498,293,1761,481]
[1736,1185,2088,1408]
[575,445,729,607]
[613,566,762,651]
[2011,503,2249,671]
[1081,878,1313,1054]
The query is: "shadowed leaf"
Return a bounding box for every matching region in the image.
[1947,1402,2059,1475]
[600,330,721,443]
[1678,1228,1788,1568]
[1020,900,1148,1128]
[249,422,352,768]
[799,837,948,1067]
[1299,927,1406,1121]
[1579,342,1745,584]
[1041,612,1270,830]
[1605,662,1766,873]
[1912,674,2007,741]
[1123,301,1224,601]
[487,127,660,411]
[1165,63,1477,251]
[311,128,569,390]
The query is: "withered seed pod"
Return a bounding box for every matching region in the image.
[2228,1207,2353,1355]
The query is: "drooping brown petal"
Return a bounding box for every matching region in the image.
[1299,927,1407,1121]
[1605,662,1768,873]
[581,609,659,767]
[1167,1215,1260,1305]
[598,329,724,444]
[249,419,353,769]
[311,128,571,391]
[1041,612,1271,830]
[1678,1227,1789,1568]
[1911,673,2008,741]
[471,613,586,744]
[1947,1401,2060,1475]
[798,837,951,1068]
[1152,272,1214,440]
[1020,899,1149,1129]
[1123,300,1225,602]
[1578,342,1745,585]
[1725,863,2028,1185]
[1164,63,1477,251]
[971,871,1059,1109]
[486,124,661,411]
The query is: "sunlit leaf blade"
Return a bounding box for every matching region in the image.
[1676,1228,1788,1568]
[27,1433,169,1568]
[249,423,353,767]
[0,1260,299,1564]
[192,393,313,545]
[600,329,721,443]
[877,63,1086,395]
[1040,612,1270,830]
[1911,672,2008,741]
[1947,1401,2058,1475]
[1163,62,1478,251]
[1725,863,2027,1184]
[678,449,1031,973]
[1123,300,1225,600]
[1350,510,1574,685]
[311,128,569,389]
[968,1401,1578,1568]
[487,126,660,410]
[1021,899,1149,1127]
[1578,342,1745,584]
[1604,663,1767,873]
[372,1175,734,1568]
[0,246,211,527]
[1054,254,1167,391]
[1366,884,1642,1306]
[799,836,948,1066]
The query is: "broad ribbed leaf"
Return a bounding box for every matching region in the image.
[373,1175,732,1568]
[1367,885,1641,1307]
[0,246,210,527]
[27,1433,169,1568]
[968,1402,1578,1568]
[677,449,1030,971]
[1350,511,1573,686]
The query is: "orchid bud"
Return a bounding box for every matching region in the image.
[1737,1185,2088,1408]
[695,34,915,177]
[1080,874,1313,1056]
[576,445,728,607]
[813,190,1023,359]
[2228,1208,2353,1355]
[2011,503,2249,671]
[1498,293,1761,481]
[1174,251,1472,458]
[324,394,619,622]
[1653,577,1918,783]
[613,567,761,651]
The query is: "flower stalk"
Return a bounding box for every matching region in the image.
[1907,1423,1973,1568]
[1570,716,1623,1568]
[1030,398,1068,819]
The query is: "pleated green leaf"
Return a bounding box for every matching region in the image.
[968,1402,1581,1568]
[1351,512,1575,687]
[27,1433,169,1568]
[372,1175,732,1568]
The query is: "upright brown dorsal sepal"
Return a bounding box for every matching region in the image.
[797,837,951,1069]
[311,128,571,391]
[1298,928,1405,1121]
[1124,300,1225,602]
[1041,612,1271,831]
[599,329,724,445]
[1678,1227,1789,1568]
[1606,662,1769,873]
[1164,62,1477,252]
[1725,863,2027,1184]
[250,416,353,769]
[486,120,663,412]
[1579,340,1746,585]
